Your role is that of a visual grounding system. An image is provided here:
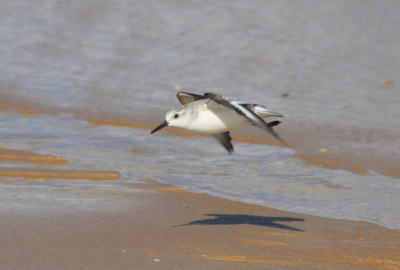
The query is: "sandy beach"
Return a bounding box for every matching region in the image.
[1,1,400,269]
[0,141,399,269]
[0,95,399,269]
[1,176,399,270]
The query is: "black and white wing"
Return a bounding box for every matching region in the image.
[204,93,286,145]
[176,92,207,105]
[212,132,234,154]
[242,104,284,118]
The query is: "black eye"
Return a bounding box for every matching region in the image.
[174,114,179,119]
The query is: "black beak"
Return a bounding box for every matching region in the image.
[150,120,169,134]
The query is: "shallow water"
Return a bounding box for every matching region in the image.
[0,1,399,229]
[0,112,399,229]
[1,1,399,127]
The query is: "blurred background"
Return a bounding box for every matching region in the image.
[0,1,399,228]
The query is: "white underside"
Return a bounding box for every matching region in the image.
[187,102,266,134]
[189,109,249,134]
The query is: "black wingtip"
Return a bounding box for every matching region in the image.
[267,120,281,127]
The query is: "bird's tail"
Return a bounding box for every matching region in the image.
[249,105,284,118]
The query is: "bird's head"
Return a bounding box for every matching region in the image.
[150,106,191,134]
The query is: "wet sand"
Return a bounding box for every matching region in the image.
[0,145,399,269]
[0,146,67,164]
[1,92,399,179]
[1,177,399,270]
[75,114,400,179]
[1,1,400,268]
[0,168,120,180]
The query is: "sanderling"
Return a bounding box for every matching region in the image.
[151,92,285,153]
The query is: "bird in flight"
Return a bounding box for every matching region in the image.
[151,92,285,153]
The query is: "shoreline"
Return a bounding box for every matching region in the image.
[82,113,400,179]
[0,116,399,268]
[1,95,398,179]
[2,1,400,268]
[1,177,399,269]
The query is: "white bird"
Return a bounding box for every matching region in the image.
[151,92,285,153]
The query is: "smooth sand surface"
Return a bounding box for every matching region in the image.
[1,178,399,270]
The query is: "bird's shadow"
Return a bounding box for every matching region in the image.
[175,214,305,232]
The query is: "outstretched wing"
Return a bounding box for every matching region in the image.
[242,104,284,118]
[212,132,234,154]
[176,92,207,105]
[204,93,286,145]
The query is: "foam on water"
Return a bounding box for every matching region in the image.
[0,113,399,228]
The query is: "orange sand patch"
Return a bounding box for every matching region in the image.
[237,237,324,249]
[385,80,394,86]
[0,102,38,115]
[0,146,67,164]
[0,168,120,180]
[151,187,192,194]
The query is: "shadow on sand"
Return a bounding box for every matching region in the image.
[175,214,305,231]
